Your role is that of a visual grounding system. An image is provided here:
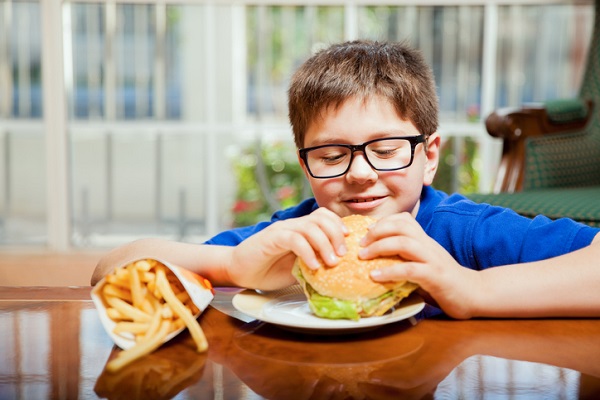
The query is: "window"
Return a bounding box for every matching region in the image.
[0,0,593,248]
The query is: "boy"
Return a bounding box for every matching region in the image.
[92,40,600,319]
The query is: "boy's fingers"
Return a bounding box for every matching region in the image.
[299,210,348,267]
[283,227,338,270]
[264,209,348,270]
[359,235,425,265]
[290,235,322,270]
[370,261,430,286]
[360,213,425,250]
[370,263,408,282]
[311,208,349,255]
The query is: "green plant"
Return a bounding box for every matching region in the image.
[230,140,309,227]
[433,137,480,194]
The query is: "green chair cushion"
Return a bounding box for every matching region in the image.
[467,186,600,227]
[544,98,589,124]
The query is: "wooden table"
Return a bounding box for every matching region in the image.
[1,286,600,399]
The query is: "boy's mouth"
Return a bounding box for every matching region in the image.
[348,197,380,203]
[342,196,387,212]
[343,195,387,206]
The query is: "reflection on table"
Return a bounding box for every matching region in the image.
[1,286,599,399]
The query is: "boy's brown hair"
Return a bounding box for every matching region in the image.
[288,40,439,148]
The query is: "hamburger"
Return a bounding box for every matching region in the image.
[292,214,419,321]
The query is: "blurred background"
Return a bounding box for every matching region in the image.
[0,0,593,251]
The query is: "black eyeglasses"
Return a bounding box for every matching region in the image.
[299,135,425,179]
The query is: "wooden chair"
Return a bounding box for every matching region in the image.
[468,0,600,227]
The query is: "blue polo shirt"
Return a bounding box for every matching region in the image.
[206,186,598,269]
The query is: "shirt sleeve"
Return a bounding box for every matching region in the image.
[424,193,600,270]
[203,198,319,246]
[203,221,273,246]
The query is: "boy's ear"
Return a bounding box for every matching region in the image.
[423,132,441,186]
[297,151,311,179]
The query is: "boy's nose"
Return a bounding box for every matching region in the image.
[345,153,378,183]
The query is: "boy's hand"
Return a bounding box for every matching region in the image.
[359,212,479,319]
[227,208,349,291]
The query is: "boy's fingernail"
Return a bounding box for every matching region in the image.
[337,244,347,256]
[358,248,368,259]
[370,269,381,278]
[327,253,338,265]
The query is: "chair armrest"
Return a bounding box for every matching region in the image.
[486,99,593,193]
[486,99,592,141]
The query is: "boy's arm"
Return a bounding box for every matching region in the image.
[469,233,600,318]
[90,238,234,286]
[90,237,293,289]
[91,208,349,289]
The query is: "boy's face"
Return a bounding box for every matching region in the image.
[299,95,440,220]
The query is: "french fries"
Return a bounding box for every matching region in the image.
[96,259,210,373]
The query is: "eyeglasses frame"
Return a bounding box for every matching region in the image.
[298,134,426,179]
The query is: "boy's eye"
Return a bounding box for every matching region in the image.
[319,149,349,164]
[370,145,400,158]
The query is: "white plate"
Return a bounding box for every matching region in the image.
[232,285,425,333]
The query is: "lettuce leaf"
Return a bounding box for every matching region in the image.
[292,260,417,321]
[308,291,361,320]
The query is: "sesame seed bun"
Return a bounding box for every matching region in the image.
[297,215,404,300]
